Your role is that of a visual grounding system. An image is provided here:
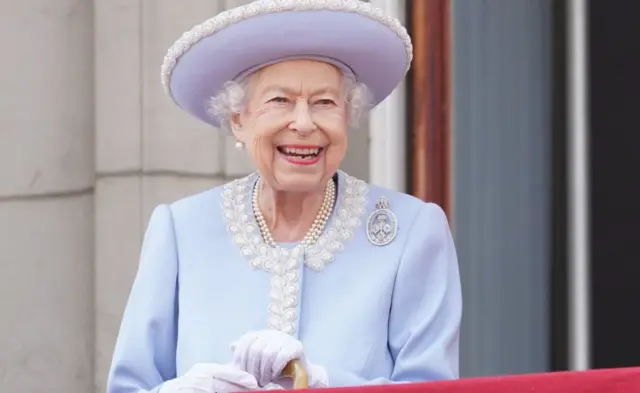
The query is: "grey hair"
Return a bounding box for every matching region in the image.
[207,72,374,134]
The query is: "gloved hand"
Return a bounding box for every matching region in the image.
[230,330,329,388]
[159,363,260,393]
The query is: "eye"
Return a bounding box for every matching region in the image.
[268,96,290,104]
[315,98,336,106]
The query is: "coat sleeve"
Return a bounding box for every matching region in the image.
[106,204,179,393]
[324,202,463,386]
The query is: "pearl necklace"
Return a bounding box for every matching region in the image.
[252,177,336,248]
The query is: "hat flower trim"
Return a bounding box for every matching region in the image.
[160,0,414,102]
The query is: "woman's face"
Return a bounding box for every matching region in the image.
[231,59,348,193]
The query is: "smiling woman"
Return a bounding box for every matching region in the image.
[208,59,371,197]
[106,1,463,393]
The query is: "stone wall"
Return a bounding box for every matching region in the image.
[0,1,95,392]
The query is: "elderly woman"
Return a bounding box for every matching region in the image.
[107,1,462,392]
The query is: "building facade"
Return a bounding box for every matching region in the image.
[1,1,638,393]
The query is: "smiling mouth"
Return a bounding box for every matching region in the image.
[276,145,324,160]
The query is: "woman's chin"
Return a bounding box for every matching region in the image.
[270,171,328,193]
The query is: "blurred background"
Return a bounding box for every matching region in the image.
[1,0,638,392]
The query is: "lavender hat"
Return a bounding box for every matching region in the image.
[161,0,413,128]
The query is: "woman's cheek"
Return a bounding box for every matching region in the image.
[328,124,348,171]
[325,144,346,173]
[314,110,347,132]
[318,122,348,151]
[250,133,271,169]
[253,109,291,137]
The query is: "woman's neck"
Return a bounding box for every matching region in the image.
[258,179,328,243]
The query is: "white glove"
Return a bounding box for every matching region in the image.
[230,330,328,388]
[159,363,260,393]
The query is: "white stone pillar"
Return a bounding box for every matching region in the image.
[94,1,229,391]
[567,0,590,372]
[368,0,407,191]
[0,1,95,392]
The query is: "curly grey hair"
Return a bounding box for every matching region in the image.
[207,71,373,134]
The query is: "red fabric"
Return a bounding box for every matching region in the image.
[296,368,640,393]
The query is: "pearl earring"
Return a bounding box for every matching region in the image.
[234,140,244,151]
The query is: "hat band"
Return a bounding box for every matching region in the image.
[233,55,357,82]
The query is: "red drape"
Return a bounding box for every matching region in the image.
[287,368,640,393]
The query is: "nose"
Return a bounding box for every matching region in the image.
[288,99,316,135]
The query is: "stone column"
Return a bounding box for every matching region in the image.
[94,1,234,391]
[0,1,95,393]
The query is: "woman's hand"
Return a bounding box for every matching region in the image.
[230,330,328,388]
[159,363,259,393]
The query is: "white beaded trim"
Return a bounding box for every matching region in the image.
[221,171,368,335]
[160,0,413,99]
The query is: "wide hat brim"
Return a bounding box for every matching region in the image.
[161,0,413,128]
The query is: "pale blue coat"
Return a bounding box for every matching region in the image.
[106,171,462,393]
